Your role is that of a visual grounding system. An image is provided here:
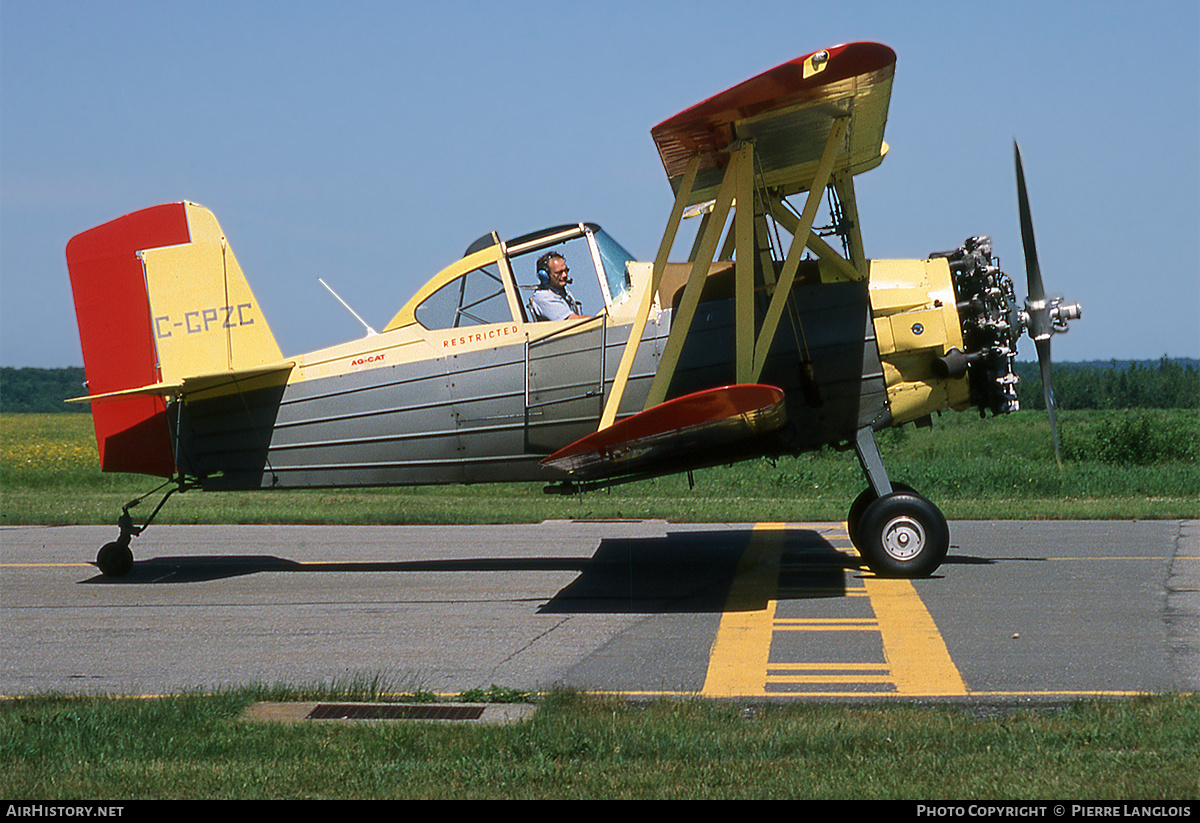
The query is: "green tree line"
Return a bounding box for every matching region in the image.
[0,367,89,413]
[1014,358,1199,410]
[1,360,1197,413]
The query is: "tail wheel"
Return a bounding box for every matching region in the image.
[855,492,949,578]
[96,542,133,577]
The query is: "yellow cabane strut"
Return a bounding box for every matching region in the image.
[599,116,857,430]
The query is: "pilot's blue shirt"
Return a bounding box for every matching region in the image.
[530,286,581,321]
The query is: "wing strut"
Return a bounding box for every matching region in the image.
[601,120,863,429]
[600,43,896,433]
[600,156,700,430]
[747,116,849,382]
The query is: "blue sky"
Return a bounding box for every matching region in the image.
[2,0,1197,368]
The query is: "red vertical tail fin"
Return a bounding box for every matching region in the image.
[65,203,191,476]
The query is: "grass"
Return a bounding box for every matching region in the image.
[1,410,1196,526]
[3,689,1197,799]
[3,412,1197,800]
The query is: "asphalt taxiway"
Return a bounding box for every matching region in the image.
[1,520,1196,699]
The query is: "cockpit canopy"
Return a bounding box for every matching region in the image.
[386,224,636,332]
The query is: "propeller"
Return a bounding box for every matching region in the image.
[1014,142,1082,464]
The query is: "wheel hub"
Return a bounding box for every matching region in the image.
[880,516,926,561]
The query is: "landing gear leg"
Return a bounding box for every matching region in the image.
[848,427,949,578]
[93,479,190,577]
[848,426,893,545]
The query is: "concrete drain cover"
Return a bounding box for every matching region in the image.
[243,701,535,725]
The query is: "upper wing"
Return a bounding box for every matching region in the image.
[651,42,896,204]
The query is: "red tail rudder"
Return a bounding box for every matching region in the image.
[65,203,190,476]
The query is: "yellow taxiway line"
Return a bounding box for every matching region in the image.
[702,522,967,698]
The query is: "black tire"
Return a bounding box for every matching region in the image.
[855,492,949,578]
[846,482,915,547]
[96,542,133,577]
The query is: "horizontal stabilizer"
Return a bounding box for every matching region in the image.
[542,384,787,480]
[67,362,295,404]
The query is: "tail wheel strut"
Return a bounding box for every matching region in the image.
[93,479,192,577]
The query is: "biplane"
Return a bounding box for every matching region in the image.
[65,42,1079,579]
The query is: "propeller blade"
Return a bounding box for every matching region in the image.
[1036,337,1061,466]
[1014,141,1045,305]
[1017,142,1064,466]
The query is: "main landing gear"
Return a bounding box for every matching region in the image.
[94,479,191,577]
[847,427,949,578]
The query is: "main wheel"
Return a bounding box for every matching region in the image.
[846,482,915,547]
[855,492,949,578]
[96,541,133,577]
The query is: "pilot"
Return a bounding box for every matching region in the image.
[530,252,587,321]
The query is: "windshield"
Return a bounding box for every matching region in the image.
[591,228,636,308]
[502,224,638,316]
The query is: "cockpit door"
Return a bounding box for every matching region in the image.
[524,316,607,453]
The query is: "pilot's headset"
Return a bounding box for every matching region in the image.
[536,252,560,287]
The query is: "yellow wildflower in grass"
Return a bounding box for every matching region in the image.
[1,413,99,475]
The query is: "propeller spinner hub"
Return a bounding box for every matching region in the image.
[1021,296,1081,341]
[1049,298,1082,332]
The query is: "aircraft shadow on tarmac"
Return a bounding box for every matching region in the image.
[540,529,854,614]
[77,527,938,613]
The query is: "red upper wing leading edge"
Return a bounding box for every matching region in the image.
[651,42,897,198]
